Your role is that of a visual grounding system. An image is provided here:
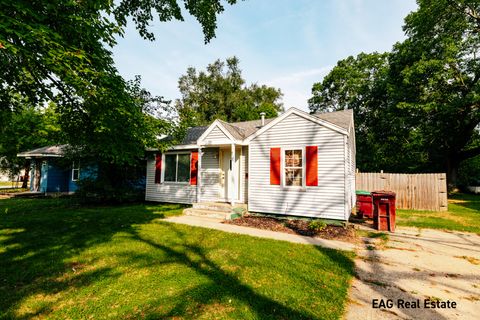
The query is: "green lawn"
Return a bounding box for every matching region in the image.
[0,197,354,319]
[397,193,480,234]
[0,181,19,187]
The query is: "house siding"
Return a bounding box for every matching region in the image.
[202,126,230,145]
[145,154,197,204]
[248,113,347,220]
[346,123,356,217]
[199,147,221,201]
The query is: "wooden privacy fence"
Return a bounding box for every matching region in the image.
[356,172,448,211]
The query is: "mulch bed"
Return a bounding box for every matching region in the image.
[224,214,357,243]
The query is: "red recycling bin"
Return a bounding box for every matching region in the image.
[372,191,396,232]
[356,191,373,218]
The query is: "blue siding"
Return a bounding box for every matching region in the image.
[46,162,68,192]
[68,165,98,192]
[29,159,98,193]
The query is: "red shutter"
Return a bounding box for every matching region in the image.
[154,153,162,184]
[306,146,318,186]
[270,148,281,185]
[190,151,198,185]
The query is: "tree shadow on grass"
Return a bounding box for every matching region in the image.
[0,197,171,318]
[0,197,355,319]
[126,223,353,319]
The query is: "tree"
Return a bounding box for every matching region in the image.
[0,0,237,169]
[0,103,61,187]
[390,0,480,185]
[175,57,283,126]
[309,0,480,185]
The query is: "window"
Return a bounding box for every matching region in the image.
[164,153,190,183]
[284,149,303,186]
[72,161,80,181]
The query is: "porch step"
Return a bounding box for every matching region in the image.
[183,208,228,220]
[192,202,233,213]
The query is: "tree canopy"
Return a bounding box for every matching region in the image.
[175,57,283,126]
[0,103,61,176]
[309,0,480,185]
[0,0,237,168]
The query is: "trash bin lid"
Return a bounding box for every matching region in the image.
[372,190,396,197]
[356,190,371,195]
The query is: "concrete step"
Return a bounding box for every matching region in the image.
[192,202,233,213]
[183,208,228,220]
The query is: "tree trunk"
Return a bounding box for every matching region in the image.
[33,160,41,192]
[446,157,459,190]
[21,160,30,189]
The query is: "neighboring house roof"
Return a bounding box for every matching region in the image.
[17,145,68,158]
[313,109,353,130]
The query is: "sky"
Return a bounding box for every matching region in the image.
[112,0,418,112]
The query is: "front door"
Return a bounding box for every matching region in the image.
[219,147,241,202]
[220,148,231,200]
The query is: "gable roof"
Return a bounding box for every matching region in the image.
[181,126,208,144]
[17,145,68,158]
[154,108,352,149]
[313,109,353,130]
[244,108,350,143]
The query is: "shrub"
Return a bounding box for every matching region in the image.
[75,178,144,204]
[308,220,327,232]
[458,155,480,188]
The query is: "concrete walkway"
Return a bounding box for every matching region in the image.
[164,215,355,251]
[346,227,480,320]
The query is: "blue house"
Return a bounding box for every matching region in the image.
[17,145,96,193]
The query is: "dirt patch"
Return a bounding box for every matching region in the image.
[224,215,357,242]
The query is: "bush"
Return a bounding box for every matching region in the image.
[75,178,144,204]
[458,155,480,188]
[308,220,327,232]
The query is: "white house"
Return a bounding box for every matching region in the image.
[146,108,356,221]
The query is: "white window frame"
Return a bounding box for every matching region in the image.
[161,152,191,184]
[72,161,80,181]
[281,147,306,189]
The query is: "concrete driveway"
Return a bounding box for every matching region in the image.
[346,227,480,319]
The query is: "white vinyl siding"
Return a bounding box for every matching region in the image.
[145,154,197,204]
[199,147,221,201]
[248,113,348,220]
[346,123,356,217]
[202,126,231,145]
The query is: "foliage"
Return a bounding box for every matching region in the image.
[397,193,480,234]
[176,57,283,126]
[0,197,354,319]
[75,177,145,204]
[309,0,480,185]
[308,220,327,232]
[458,155,480,187]
[0,103,61,175]
[0,0,237,168]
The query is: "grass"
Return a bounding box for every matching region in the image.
[397,193,480,234]
[0,181,23,187]
[0,197,354,319]
[0,188,29,194]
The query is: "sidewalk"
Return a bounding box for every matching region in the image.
[164,215,355,251]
